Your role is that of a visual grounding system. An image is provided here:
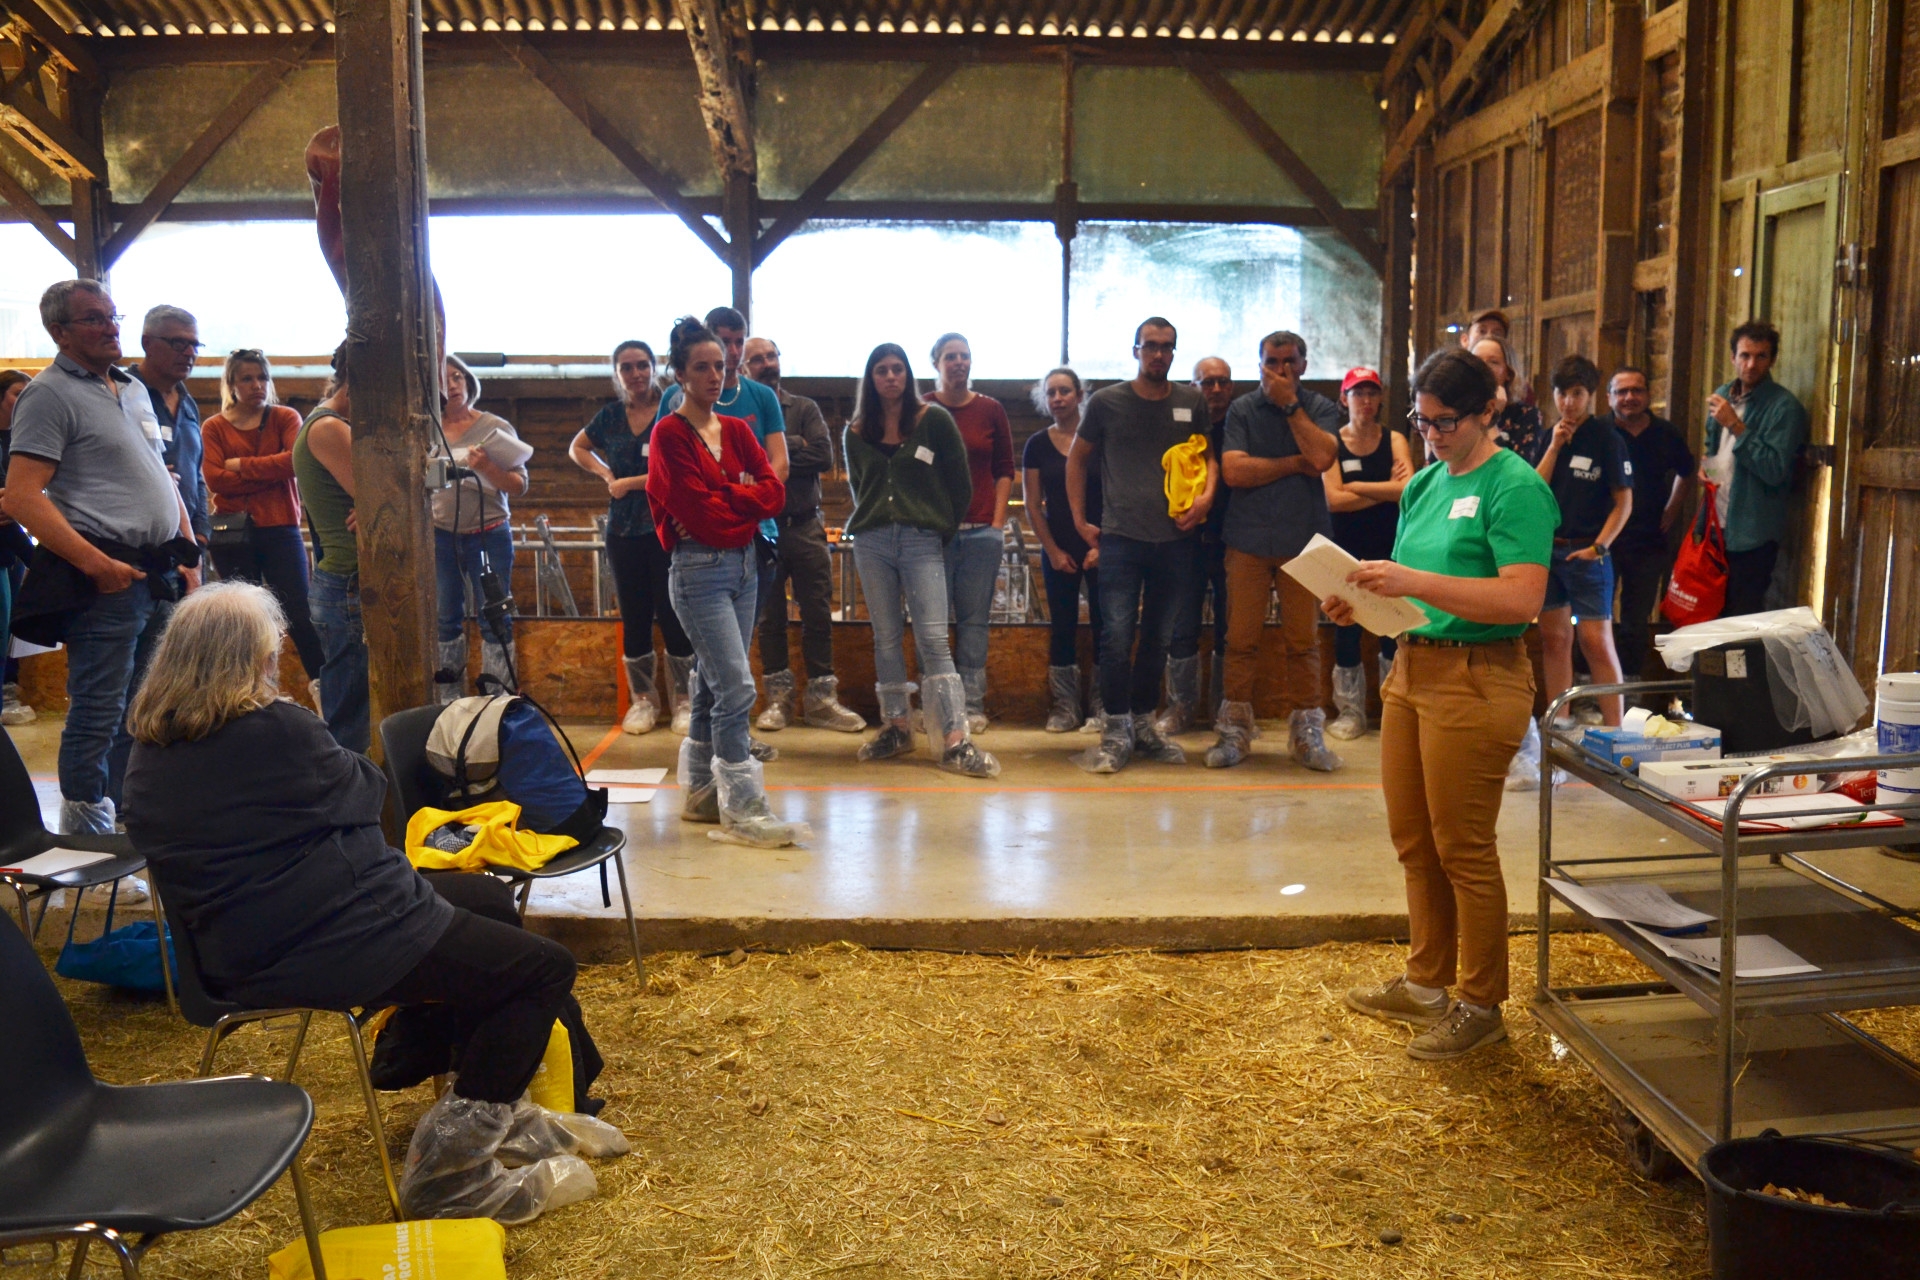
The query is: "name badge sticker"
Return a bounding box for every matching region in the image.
[160,425,175,443]
[1570,455,1592,471]
[1341,458,1363,473]
[914,445,936,464]
[1172,407,1193,423]
[641,442,649,457]
[1449,495,1481,520]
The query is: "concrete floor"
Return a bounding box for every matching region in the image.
[21,706,1920,956]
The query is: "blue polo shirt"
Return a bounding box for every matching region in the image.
[131,368,208,541]
[658,377,786,541]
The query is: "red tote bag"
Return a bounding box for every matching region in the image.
[1661,480,1728,626]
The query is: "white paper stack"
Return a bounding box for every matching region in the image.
[1549,879,1716,930]
[585,767,668,804]
[1281,535,1431,637]
[0,848,113,878]
[1623,923,1819,978]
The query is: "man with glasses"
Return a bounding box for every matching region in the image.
[1595,366,1691,678]
[1156,356,1235,736]
[3,281,200,835]
[1067,316,1216,773]
[128,305,210,550]
[1207,331,1343,772]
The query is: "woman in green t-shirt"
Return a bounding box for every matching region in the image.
[1324,348,1556,1062]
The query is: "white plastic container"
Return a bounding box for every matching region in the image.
[1877,672,1920,798]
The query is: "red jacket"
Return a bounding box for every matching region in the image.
[645,412,785,551]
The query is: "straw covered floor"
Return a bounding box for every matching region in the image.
[24,933,1789,1278]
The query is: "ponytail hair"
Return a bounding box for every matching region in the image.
[668,316,720,375]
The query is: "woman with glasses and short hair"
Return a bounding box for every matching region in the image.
[1327,347,1555,1062]
[199,350,326,693]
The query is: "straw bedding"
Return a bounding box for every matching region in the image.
[32,933,1723,1278]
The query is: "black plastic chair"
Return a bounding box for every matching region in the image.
[0,913,330,1280]
[379,704,643,981]
[0,726,176,1014]
[154,881,401,1222]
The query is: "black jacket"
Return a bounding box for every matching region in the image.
[124,700,454,1009]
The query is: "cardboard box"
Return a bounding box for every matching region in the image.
[1580,723,1723,773]
[1640,755,1837,800]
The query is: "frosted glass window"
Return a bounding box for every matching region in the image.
[112,222,347,356]
[1067,223,1382,382]
[0,225,78,359]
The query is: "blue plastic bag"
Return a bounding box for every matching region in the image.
[54,883,176,993]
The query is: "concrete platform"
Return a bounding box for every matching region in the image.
[21,710,1920,958]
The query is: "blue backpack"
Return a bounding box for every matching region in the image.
[426,695,608,844]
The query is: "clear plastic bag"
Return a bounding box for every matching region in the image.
[398,1093,625,1225]
[1655,607,1869,739]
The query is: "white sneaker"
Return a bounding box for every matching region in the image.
[670,705,692,736]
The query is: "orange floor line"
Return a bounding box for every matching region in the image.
[577,723,626,774]
[763,782,1385,793]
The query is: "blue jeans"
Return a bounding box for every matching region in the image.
[853,524,954,688]
[435,525,515,644]
[1039,556,1102,668]
[1096,533,1199,717]
[944,525,1001,675]
[310,567,370,754]
[1168,536,1228,661]
[61,580,170,806]
[668,541,760,766]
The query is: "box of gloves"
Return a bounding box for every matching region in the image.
[1581,709,1722,773]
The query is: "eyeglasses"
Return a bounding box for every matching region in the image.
[152,336,204,354]
[65,312,122,329]
[1407,410,1466,435]
[1196,377,1233,389]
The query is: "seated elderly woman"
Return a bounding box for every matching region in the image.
[121,582,611,1221]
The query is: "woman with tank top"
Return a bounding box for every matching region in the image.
[1321,367,1413,740]
[290,344,366,753]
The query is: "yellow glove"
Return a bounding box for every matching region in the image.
[1162,433,1211,516]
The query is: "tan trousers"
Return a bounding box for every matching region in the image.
[1379,640,1535,1008]
[1222,548,1321,712]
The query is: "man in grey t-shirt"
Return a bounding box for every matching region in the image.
[1066,316,1217,774]
[3,280,199,834]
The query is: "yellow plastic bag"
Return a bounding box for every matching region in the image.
[404,800,577,873]
[527,1019,574,1113]
[1161,433,1210,516]
[269,1219,507,1280]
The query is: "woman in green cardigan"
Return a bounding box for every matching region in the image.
[843,343,999,778]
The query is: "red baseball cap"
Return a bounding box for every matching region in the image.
[1340,366,1383,394]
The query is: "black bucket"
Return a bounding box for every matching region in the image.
[1691,640,1821,754]
[1699,1134,1920,1279]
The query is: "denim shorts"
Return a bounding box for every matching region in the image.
[1543,544,1614,622]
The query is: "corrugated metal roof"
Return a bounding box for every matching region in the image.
[35,0,1410,46]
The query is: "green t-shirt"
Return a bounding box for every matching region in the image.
[1391,446,1558,643]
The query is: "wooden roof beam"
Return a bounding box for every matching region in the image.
[0,48,107,179]
[1378,0,1543,186]
[100,30,319,265]
[1184,55,1383,275]
[0,156,76,262]
[3,0,102,83]
[674,0,755,181]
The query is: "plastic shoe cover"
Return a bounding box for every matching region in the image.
[679,737,719,823]
[399,1093,600,1226]
[748,737,779,763]
[1505,719,1543,792]
[959,667,989,734]
[1205,701,1255,770]
[1155,655,1200,736]
[858,724,914,761]
[434,637,468,706]
[1045,665,1081,733]
[622,698,657,735]
[622,656,658,735]
[666,654,695,735]
[1074,713,1134,774]
[756,669,794,732]
[1081,677,1104,734]
[0,683,35,726]
[708,756,810,848]
[802,674,867,732]
[940,740,1002,779]
[59,797,116,836]
[1289,708,1343,772]
[1133,718,1188,764]
[1326,664,1368,740]
[496,1099,630,1166]
[922,672,971,750]
[481,640,517,694]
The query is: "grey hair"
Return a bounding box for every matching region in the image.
[126,582,287,746]
[38,279,112,330]
[446,353,480,402]
[142,304,198,336]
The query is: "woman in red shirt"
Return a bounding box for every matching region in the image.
[200,349,326,686]
[646,319,807,849]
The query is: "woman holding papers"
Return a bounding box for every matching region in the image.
[1327,348,1556,1061]
[430,355,531,701]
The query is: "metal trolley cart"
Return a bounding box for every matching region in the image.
[1533,679,1920,1179]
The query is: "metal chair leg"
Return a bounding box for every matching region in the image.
[340,1012,402,1221]
[146,884,177,1017]
[610,848,644,985]
[64,1237,88,1280]
[11,883,28,937]
[286,1149,329,1280]
[513,877,533,922]
[282,1010,314,1081]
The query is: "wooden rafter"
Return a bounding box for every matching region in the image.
[1379,0,1546,186]
[673,0,756,182]
[752,58,964,266]
[1183,56,1384,275]
[2,0,102,84]
[0,156,76,262]
[100,31,321,266]
[496,33,731,261]
[0,49,108,180]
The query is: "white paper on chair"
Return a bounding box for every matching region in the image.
[1624,923,1819,977]
[1281,535,1432,638]
[0,848,113,878]
[1549,879,1717,930]
[587,768,667,804]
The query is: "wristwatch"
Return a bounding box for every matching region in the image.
[1276,401,1301,417]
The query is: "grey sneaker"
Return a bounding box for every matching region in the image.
[1343,975,1449,1027]
[1288,708,1343,772]
[1407,1002,1508,1061]
[681,782,720,824]
[748,737,778,763]
[939,740,1002,779]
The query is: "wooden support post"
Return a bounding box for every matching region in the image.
[1664,0,1713,432]
[333,0,441,724]
[1592,0,1642,376]
[723,169,754,320]
[1381,171,1415,427]
[675,0,757,316]
[1411,141,1438,362]
[65,72,108,279]
[1057,50,1076,366]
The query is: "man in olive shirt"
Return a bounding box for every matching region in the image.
[1066,317,1217,773]
[1702,320,1809,617]
[744,337,863,733]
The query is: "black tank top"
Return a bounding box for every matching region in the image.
[1329,428,1400,561]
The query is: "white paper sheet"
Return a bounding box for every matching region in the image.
[456,424,534,469]
[1281,534,1432,638]
[1688,794,1905,832]
[1624,923,1819,978]
[0,848,113,878]
[1549,879,1716,930]
[587,768,669,786]
[601,787,657,804]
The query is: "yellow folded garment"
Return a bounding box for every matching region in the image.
[1162,433,1211,517]
[405,800,578,873]
[270,1219,507,1280]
